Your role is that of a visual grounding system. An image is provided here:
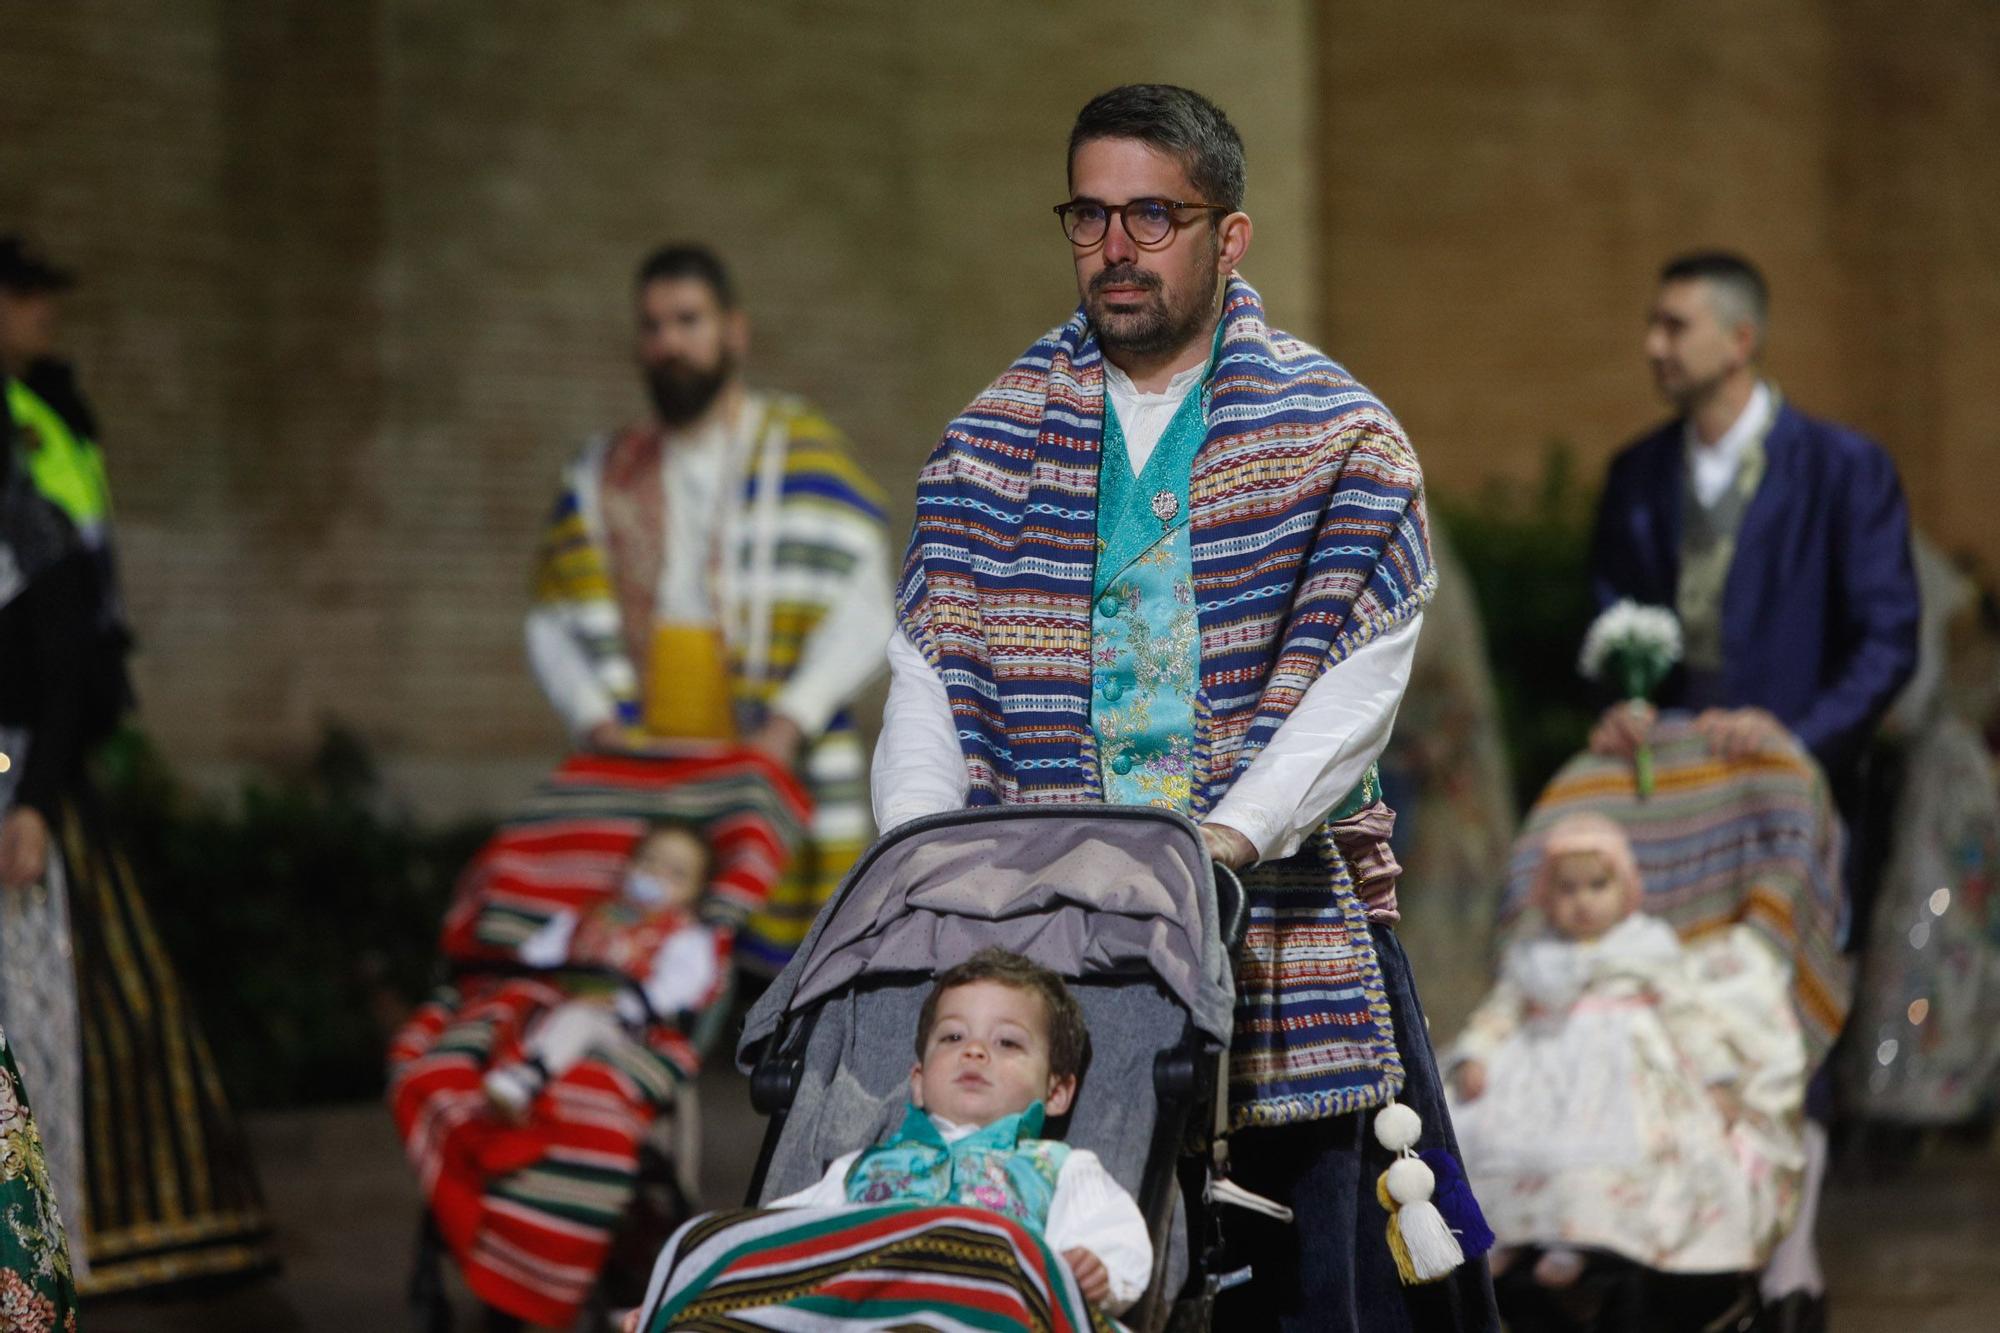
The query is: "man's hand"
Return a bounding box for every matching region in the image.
[584,720,635,754]
[1588,700,1656,759]
[1062,1246,1111,1307]
[1451,1059,1488,1103]
[745,714,806,770]
[1199,822,1256,871]
[0,807,50,891]
[1693,707,1785,762]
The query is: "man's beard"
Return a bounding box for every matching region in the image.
[644,349,733,427]
[1085,255,1220,360]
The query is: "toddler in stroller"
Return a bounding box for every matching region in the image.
[391,751,811,1330]
[771,947,1151,1310]
[629,806,1249,1332]
[1463,720,1840,1331]
[483,819,724,1121]
[1448,814,1801,1293]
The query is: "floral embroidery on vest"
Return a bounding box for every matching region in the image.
[843,1102,1070,1233]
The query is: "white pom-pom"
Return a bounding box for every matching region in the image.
[1395,1199,1466,1280]
[1385,1156,1435,1206]
[1373,1101,1423,1153]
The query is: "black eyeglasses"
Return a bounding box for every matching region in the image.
[1052,197,1228,248]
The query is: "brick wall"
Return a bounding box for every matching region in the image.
[1,1,1317,812]
[4,4,1994,814]
[1312,2,2000,568]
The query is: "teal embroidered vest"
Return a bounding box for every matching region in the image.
[1092,356,1378,820]
[1092,377,1207,808]
[844,1102,1069,1232]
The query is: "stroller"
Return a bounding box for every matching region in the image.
[393,749,812,1331]
[678,805,1251,1332]
[1478,717,1840,1332]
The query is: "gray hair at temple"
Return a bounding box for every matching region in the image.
[635,242,737,310]
[1068,84,1247,214]
[1660,250,1768,351]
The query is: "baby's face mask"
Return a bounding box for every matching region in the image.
[622,869,673,906]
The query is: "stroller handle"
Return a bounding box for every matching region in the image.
[1210,860,1248,956]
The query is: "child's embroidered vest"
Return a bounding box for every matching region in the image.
[843,1102,1069,1233]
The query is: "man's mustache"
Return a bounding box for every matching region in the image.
[1090,266,1160,295]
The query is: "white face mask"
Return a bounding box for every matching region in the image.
[622,869,671,906]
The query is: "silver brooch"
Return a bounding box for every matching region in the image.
[1151,490,1179,523]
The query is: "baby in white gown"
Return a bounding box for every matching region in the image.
[1447,813,1800,1287]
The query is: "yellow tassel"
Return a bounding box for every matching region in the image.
[1377,1168,1420,1284]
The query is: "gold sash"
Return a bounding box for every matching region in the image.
[642,622,736,740]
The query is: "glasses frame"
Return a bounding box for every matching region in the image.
[1052,197,1230,249]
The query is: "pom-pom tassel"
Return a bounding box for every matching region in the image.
[1371,1099,1473,1285]
[1395,1196,1468,1281]
[1420,1146,1495,1259]
[1380,1157,1465,1282]
[1375,1171,1420,1284]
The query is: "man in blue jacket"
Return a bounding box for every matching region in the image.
[1588,251,1917,1333]
[1590,251,1917,779]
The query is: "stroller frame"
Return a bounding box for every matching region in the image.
[740,805,1247,1332]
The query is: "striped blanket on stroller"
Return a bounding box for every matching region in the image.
[633,1205,1116,1333]
[390,751,810,1326]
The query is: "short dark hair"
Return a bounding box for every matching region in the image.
[634,243,735,309]
[1068,84,1247,213]
[915,947,1089,1082]
[1660,250,1768,336]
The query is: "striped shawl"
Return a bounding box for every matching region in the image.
[532,396,889,971]
[896,276,1437,1124]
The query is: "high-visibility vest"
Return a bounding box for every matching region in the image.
[7,378,111,543]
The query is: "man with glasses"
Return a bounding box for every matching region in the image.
[873,85,1498,1330]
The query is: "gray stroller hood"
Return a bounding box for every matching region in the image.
[739,805,1237,1063]
[736,808,1241,1323]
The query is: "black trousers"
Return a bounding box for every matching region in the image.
[1215,926,1501,1332]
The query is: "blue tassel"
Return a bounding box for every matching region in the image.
[1420,1147,1495,1258]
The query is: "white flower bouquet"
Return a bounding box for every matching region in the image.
[1578,600,1683,797]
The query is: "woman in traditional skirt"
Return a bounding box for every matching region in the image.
[1,365,276,1295]
[0,1021,80,1332]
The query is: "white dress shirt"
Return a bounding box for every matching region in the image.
[1685,380,1774,511]
[871,360,1423,862]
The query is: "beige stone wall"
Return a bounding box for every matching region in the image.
[3,3,1994,811]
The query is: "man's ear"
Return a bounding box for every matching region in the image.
[1730,315,1760,371]
[726,308,751,362]
[1044,1073,1078,1117]
[1216,211,1253,276]
[909,1063,926,1109]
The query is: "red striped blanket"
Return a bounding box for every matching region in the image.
[390,751,810,1326]
[633,1205,1118,1332]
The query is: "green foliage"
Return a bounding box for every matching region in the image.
[97,726,490,1108]
[1435,444,1600,813]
